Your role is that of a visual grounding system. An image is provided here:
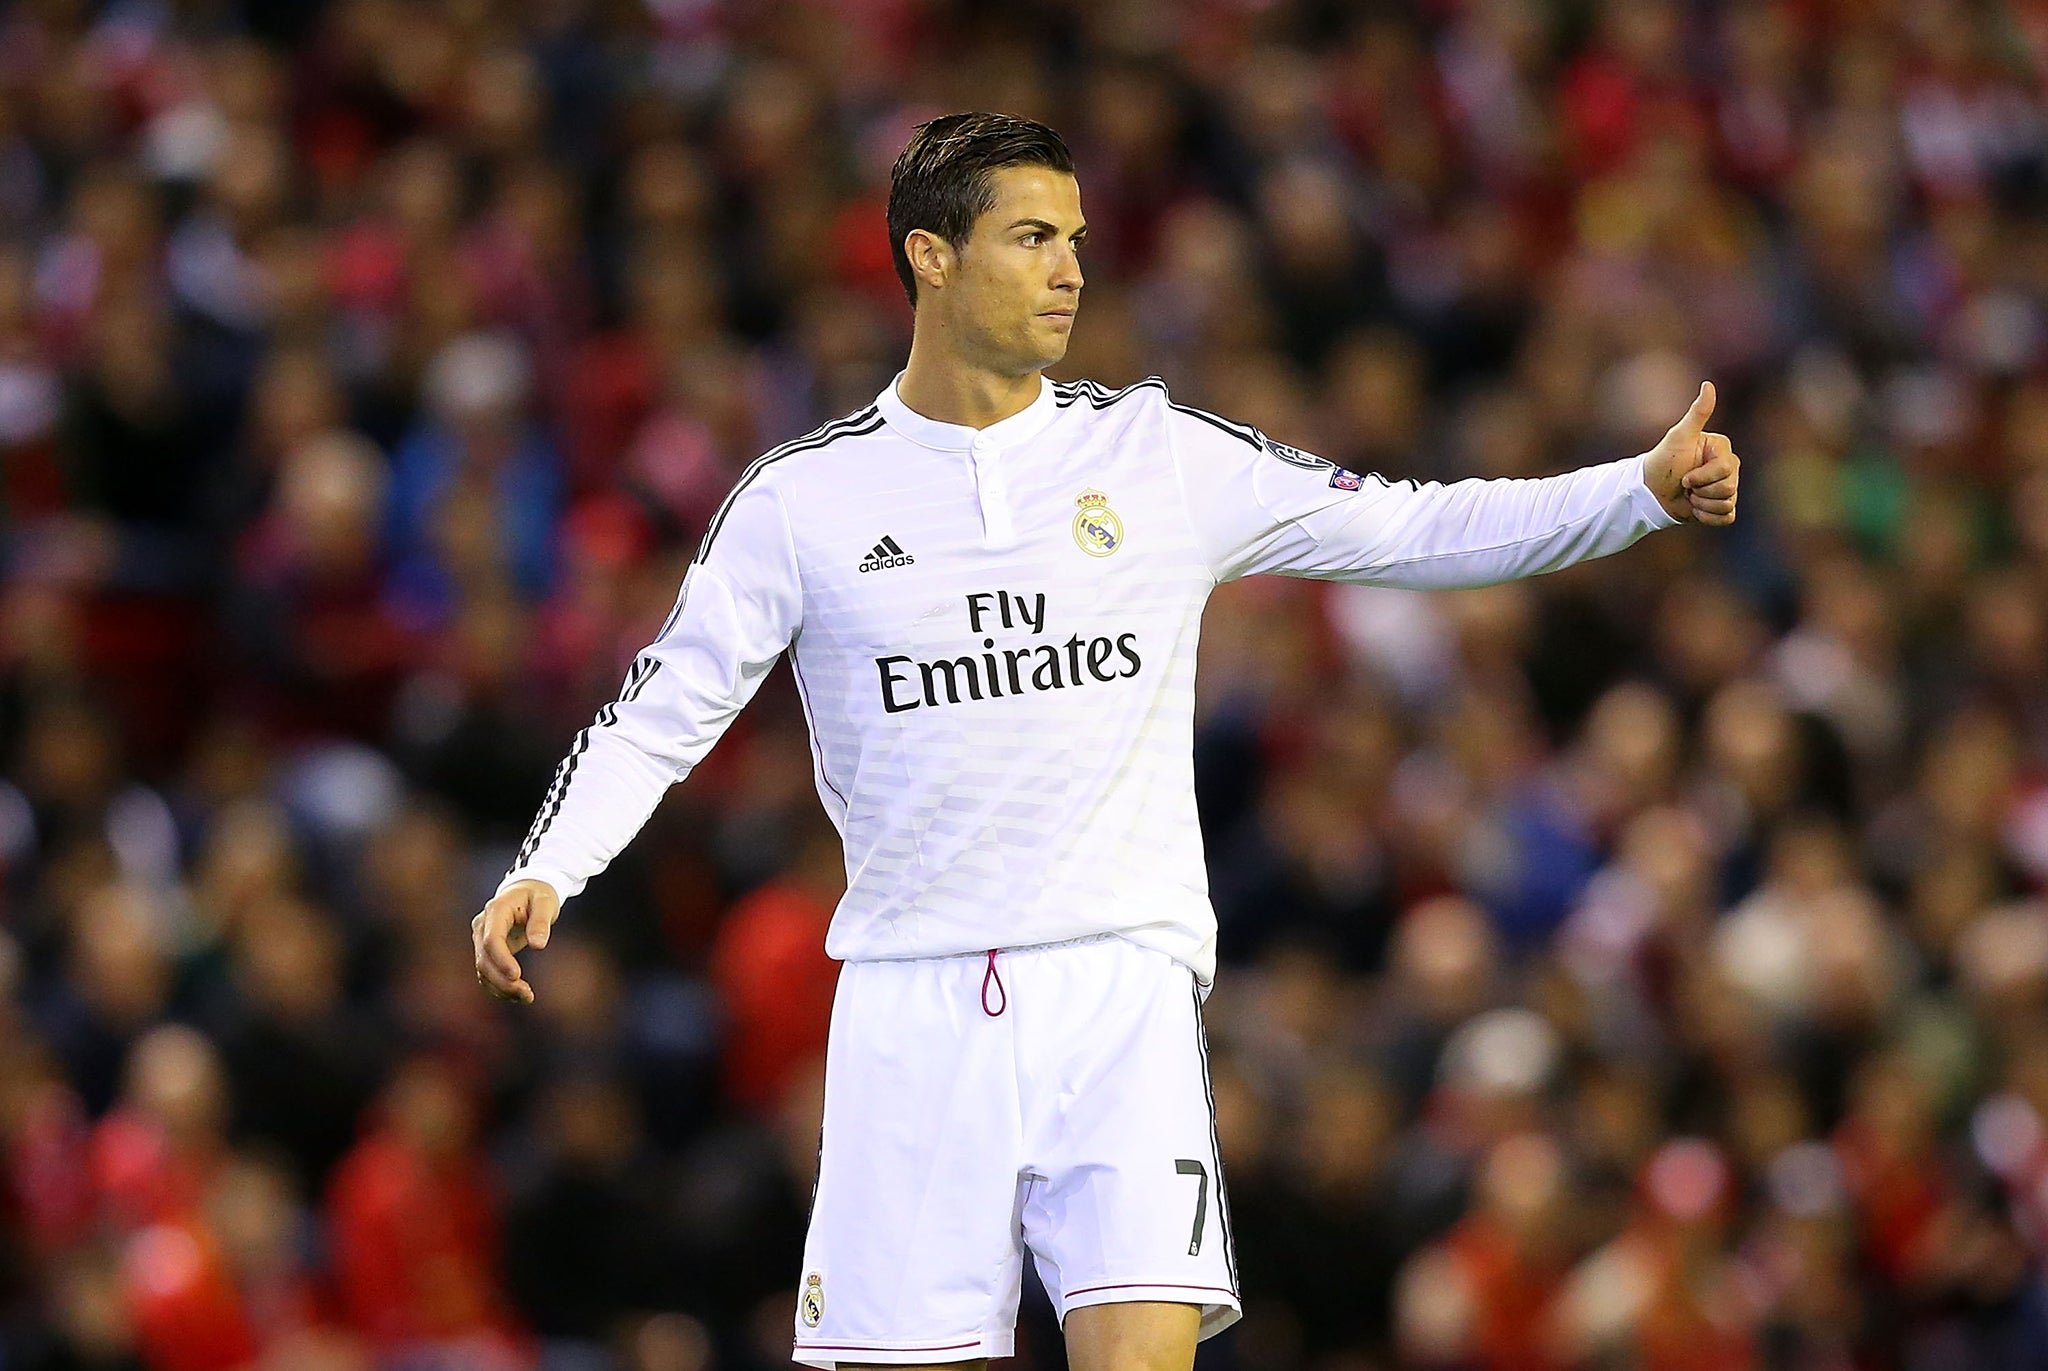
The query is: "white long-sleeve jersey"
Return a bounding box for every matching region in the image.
[502,372,1678,981]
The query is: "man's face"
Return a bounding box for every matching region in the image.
[929,165,1086,374]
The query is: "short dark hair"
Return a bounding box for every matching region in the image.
[887,112,1075,307]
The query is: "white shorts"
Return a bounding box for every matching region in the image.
[791,933,1242,1368]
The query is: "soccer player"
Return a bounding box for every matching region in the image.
[474,113,1740,1371]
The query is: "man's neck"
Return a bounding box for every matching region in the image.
[897,332,1042,430]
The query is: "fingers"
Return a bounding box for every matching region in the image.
[471,880,562,1003]
[1681,434,1739,521]
[1683,434,1736,482]
[1683,465,1737,496]
[472,895,535,1004]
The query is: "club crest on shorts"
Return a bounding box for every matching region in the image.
[800,1272,824,1328]
[1073,489,1123,557]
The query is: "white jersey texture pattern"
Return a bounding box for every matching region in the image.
[502,373,1678,981]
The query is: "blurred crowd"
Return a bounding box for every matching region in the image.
[2,0,2048,1369]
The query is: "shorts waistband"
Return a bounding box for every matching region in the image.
[854,930,1127,965]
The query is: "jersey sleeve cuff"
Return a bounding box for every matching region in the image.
[1630,452,1683,530]
[495,867,581,902]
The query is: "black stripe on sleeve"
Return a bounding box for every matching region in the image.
[515,749,572,866]
[622,659,663,704]
[595,659,644,727]
[1051,375,1167,410]
[512,648,673,872]
[513,405,882,883]
[694,408,883,564]
[1052,376,1263,451]
[514,725,592,869]
[653,581,689,642]
[1166,400,1261,450]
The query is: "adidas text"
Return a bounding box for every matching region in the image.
[858,536,914,573]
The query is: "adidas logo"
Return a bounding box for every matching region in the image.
[858,535,915,573]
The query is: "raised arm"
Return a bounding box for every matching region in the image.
[473,472,803,1002]
[1168,381,1738,587]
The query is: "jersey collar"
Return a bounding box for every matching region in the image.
[874,370,1060,451]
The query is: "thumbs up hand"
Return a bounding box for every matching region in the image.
[1643,381,1741,526]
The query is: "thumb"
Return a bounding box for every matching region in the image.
[1666,381,1716,445]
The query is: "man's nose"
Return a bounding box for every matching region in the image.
[1052,246,1083,291]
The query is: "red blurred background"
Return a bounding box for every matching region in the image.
[3,1,2048,1369]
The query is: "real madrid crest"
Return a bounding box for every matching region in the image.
[800,1272,824,1328]
[1072,488,1123,557]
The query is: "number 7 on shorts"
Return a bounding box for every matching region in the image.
[1175,1159,1208,1256]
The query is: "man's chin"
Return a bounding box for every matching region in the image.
[1029,333,1072,371]
[985,328,1072,377]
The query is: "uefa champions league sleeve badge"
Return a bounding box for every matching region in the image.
[1073,489,1123,557]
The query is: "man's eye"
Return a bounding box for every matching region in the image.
[1022,234,1042,246]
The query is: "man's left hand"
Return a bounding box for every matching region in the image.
[1643,381,1741,526]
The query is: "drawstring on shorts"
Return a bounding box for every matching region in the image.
[981,948,1007,1017]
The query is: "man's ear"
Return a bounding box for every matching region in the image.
[904,229,954,295]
